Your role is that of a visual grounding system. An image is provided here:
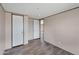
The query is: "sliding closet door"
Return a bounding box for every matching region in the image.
[12,15,23,47]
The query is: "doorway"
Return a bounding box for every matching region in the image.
[40,19,44,43]
[34,20,40,39]
[12,14,24,47]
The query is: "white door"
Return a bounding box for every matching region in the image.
[12,15,23,47]
[34,20,39,39]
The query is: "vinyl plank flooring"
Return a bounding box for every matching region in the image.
[4,39,73,55]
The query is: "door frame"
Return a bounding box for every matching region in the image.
[11,13,24,48]
[33,20,40,39]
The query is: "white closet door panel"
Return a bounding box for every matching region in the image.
[13,15,23,47]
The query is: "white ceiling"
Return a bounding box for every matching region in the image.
[2,3,79,19]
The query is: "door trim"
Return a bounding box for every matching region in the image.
[11,14,24,48]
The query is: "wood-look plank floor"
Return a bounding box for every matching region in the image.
[4,39,73,55]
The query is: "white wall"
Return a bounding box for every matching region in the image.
[28,18,34,40]
[24,16,29,44]
[0,5,5,54]
[5,12,11,49]
[44,8,79,54]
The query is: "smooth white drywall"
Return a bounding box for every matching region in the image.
[2,3,79,19]
[28,18,34,40]
[5,12,11,49]
[0,5,5,54]
[44,8,79,54]
[24,16,29,44]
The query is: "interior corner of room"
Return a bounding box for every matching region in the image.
[0,3,79,55]
[0,3,41,54]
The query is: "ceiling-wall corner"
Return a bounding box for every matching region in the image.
[0,3,6,12]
